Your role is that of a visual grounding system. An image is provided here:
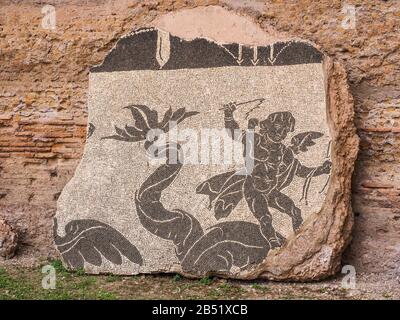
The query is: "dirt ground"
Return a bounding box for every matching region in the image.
[0,258,398,300]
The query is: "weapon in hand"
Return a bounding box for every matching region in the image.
[219,98,265,113]
[319,140,332,194]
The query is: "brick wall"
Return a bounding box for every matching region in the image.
[0,0,399,277]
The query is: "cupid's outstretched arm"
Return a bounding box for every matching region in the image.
[223,102,241,141]
[223,102,258,144]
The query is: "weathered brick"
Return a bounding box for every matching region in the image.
[0,0,398,277]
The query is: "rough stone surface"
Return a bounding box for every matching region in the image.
[0,1,398,280]
[53,8,357,280]
[0,218,18,259]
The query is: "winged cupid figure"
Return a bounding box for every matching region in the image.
[196,102,332,248]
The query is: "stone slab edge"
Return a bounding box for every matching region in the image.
[55,6,360,281]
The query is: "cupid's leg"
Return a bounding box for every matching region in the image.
[267,190,303,231]
[244,178,281,248]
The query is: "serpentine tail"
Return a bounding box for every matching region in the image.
[135,143,204,261]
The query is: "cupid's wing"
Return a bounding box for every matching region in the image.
[54,219,143,269]
[290,131,323,154]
